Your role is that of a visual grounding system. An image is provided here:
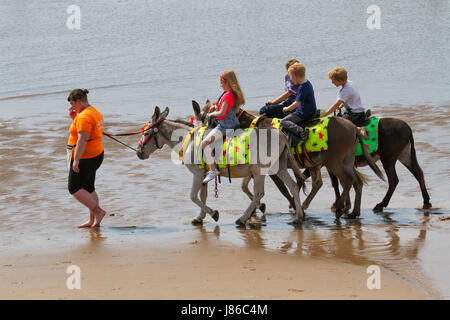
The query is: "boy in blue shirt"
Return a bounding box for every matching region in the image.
[280,62,317,143]
[259,58,300,118]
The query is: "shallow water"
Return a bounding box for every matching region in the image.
[1,104,450,298]
[1,0,450,299]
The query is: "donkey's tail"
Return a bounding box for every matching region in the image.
[357,130,385,182]
[355,168,369,185]
[408,128,424,179]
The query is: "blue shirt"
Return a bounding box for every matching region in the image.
[283,74,299,104]
[294,80,316,118]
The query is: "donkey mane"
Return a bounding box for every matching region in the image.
[170,118,194,128]
[164,119,194,131]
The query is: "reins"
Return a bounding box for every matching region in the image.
[103,117,166,152]
[103,132,139,152]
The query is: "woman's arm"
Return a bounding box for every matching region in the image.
[72,131,90,173]
[321,100,344,117]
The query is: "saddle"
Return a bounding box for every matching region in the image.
[353,109,372,127]
[302,109,322,127]
[283,109,322,148]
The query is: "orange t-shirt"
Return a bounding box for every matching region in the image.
[67,106,104,159]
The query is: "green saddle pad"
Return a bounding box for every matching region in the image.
[355,117,380,156]
[192,126,254,168]
[271,115,333,154]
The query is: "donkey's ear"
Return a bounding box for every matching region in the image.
[192,100,201,120]
[159,107,170,120]
[152,106,161,122]
[201,100,211,113]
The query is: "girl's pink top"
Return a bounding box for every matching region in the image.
[216,91,235,120]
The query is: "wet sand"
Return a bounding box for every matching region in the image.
[1,97,450,299]
[0,237,429,300]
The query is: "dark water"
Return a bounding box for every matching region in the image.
[1,0,450,299]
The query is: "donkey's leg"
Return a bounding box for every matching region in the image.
[277,169,303,223]
[241,176,253,200]
[373,159,398,212]
[329,167,353,219]
[269,174,295,210]
[199,182,219,222]
[327,168,348,212]
[242,176,266,221]
[190,175,218,224]
[398,143,432,209]
[301,166,322,210]
[348,171,363,218]
[342,151,362,218]
[236,175,265,226]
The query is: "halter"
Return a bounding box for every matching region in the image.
[138,118,166,149]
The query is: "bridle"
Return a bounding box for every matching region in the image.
[138,117,166,149]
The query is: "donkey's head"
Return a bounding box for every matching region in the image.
[136,106,169,160]
[192,99,217,127]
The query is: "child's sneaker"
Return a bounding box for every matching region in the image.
[203,169,220,184]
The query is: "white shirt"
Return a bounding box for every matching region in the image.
[337,80,364,113]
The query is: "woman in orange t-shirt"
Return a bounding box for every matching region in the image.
[67,89,106,228]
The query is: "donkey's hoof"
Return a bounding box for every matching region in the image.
[259,203,266,213]
[212,210,219,222]
[289,219,303,225]
[423,203,432,209]
[235,218,246,226]
[373,204,384,212]
[191,218,203,225]
[335,210,344,219]
[349,209,360,217]
[260,214,267,222]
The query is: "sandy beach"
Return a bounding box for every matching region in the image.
[1,0,449,302]
[0,235,429,300]
[0,102,449,300]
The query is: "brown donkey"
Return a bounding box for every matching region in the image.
[324,117,432,213]
[192,101,385,218]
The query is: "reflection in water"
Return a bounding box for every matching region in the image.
[193,225,221,244]
[190,209,445,298]
[88,228,107,243]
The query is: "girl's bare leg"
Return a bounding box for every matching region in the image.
[201,129,222,171]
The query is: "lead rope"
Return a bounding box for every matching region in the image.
[103,132,138,152]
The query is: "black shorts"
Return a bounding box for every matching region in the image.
[68,152,104,195]
[343,111,365,126]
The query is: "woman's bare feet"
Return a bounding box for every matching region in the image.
[91,207,106,228]
[78,211,95,228]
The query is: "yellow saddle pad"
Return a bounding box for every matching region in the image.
[271,115,332,154]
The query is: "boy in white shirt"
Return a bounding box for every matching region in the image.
[321,66,369,138]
